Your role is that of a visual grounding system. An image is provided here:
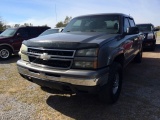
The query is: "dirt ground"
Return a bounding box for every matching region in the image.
[0,37,160,120]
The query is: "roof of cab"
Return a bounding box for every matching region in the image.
[136,23,153,25]
[9,26,50,30]
[74,13,133,19]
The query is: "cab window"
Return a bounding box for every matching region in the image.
[129,18,135,27]
[124,18,130,32]
[17,28,28,38]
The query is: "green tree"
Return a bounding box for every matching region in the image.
[55,16,72,28]
[64,16,72,25]
[24,23,29,26]
[14,24,20,27]
[0,21,3,31]
[56,21,65,28]
[0,17,5,31]
[0,17,10,31]
[3,25,11,29]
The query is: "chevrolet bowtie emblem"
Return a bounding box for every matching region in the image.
[40,53,51,60]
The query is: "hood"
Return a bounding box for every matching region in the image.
[24,32,119,49]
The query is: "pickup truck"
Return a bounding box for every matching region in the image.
[17,13,143,104]
[136,23,159,51]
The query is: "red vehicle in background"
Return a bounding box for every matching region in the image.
[0,26,50,60]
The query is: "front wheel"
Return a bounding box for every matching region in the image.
[99,62,122,104]
[0,47,12,60]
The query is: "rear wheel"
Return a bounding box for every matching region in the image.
[99,62,122,104]
[0,46,12,60]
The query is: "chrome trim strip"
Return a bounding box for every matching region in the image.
[27,52,75,58]
[28,47,76,58]
[17,62,99,86]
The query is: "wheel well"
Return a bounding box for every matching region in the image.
[0,45,13,53]
[113,54,125,67]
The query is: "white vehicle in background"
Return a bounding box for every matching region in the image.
[39,28,64,36]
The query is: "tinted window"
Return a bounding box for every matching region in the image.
[39,29,59,36]
[129,19,135,27]
[124,18,130,32]
[38,27,50,34]
[29,28,39,37]
[17,28,28,37]
[73,20,82,27]
[0,28,17,37]
[29,27,50,37]
[63,15,120,34]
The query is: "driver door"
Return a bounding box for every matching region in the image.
[12,28,29,52]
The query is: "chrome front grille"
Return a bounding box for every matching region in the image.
[27,47,75,69]
[28,48,75,58]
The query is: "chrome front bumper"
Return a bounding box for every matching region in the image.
[17,60,109,86]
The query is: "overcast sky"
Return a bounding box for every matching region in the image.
[0,0,160,28]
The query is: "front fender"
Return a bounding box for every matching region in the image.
[107,47,124,66]
[0,43,14,52]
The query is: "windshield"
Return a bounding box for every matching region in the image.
[63,15,120,34]
[0,28,17,37]
[136,24,152,32]
[39,29,60,36]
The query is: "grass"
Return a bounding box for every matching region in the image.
[2,105,12,112]
[1,52,160,119]
[157,31,160,37]
[0,69,28,95]
[0,61,62,119]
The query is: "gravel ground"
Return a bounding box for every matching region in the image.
[0,37,160,120]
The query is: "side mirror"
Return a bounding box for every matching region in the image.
[126,27,139,35]
[17,33,21,37]
[61,29,64,32]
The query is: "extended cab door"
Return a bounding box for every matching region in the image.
[12,28,30,52]
[123,17,140,63]
[128,18,140,55]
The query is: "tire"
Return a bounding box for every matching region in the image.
[0,46,12,60]
[99,62,122,104]
[134,49,142,63]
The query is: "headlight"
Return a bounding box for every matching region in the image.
[147,33,154,39]
[19,44,29,61]
[76,48,98,57]
[19,44,27,55]
[73,61,97,69]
